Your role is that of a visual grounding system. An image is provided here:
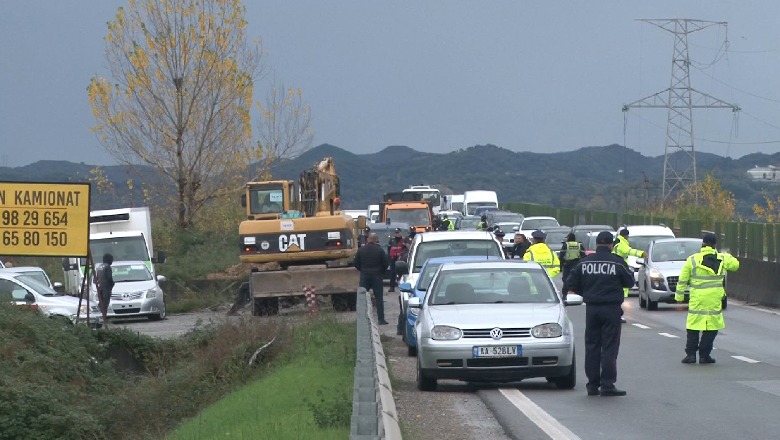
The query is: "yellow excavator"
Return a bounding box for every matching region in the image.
[238,157,366,315]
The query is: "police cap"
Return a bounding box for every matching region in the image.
[494,229,505,238]
[702,232,717,245]
[596,231,614,244]
[531,230,546,239]
[619,228,630,237]
[395,227,402,233]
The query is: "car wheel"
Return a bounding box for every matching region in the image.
[416,356,437,391]
[407,343,417,357]
[148,302,166,321]
[639,287,647,309]
[553,350,576,390]
[647,296,658,311]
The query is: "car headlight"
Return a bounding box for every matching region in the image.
[648,269,663,279]
[532,323,562,338]
[648,269,667,290]
[431,325,462,340]
[145,289,158,298]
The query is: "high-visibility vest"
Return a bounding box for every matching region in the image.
[674,246,739,331]
[523,243,561,278]
[562,241,581,262]
[612,235,643,297]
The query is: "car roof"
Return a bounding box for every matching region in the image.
[423,255,502,266]
[522,216,557,220]
[542,226,571,232]
[416,230,498,242]
[0,266,47,273]
[438,260,544,271]
[621,225,675,235]
[650,237,701,244]
[572,224,614,231]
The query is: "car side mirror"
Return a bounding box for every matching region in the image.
[24,292,35,303]
[395,260,409,276]
[636,258,645,265]
[156,275,167,283]
[512,226,519,232]
[408,297,422,309]
[564,293,583,306]
[153,251,167,264]
[53,282,63,290]
[399,282,413,293]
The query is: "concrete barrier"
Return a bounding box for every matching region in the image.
[350,288,402,440]
[727,258,780,308]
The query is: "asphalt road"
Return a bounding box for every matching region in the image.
[382,286,780,440]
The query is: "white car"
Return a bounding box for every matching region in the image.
[517,216,560,238]
[619,225,676,291]
[0,272,101,325]
[0,266,63,291]
[90,261,167,320]
[410,260,583,391]
[395,230,505,318]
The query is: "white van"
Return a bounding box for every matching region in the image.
[619,225,676,292]
[462,190,498,216]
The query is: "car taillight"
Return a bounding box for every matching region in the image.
[326,240,343,248]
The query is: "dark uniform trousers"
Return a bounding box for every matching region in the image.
[585,304,623,388]
[686,329,718,357]
[360,273,385,322]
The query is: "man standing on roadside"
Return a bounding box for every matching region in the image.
[511,233,530,259]
[676,233,739,364]
[354,233,391,325]
[567,231,634,397]
[95,253,115,328]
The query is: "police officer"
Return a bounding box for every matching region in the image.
[510,232,530,259]
[477,214,488,231]
[354,233,391,325]
[493,228,506,256]
[523,230,561,278]
[567,231,635,396]
[559,232,585,300]
[439,214,455,231]
[676,233,739,364]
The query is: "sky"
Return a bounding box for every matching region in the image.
[2,1,780,167]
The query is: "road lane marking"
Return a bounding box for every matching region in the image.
[658,332,679,338]
[732,355,760,364]
[632,323,650,329]
[499,388,582,440]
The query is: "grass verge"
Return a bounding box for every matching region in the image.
[168,315,356,440]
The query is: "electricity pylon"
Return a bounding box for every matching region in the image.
[623,19,740,204]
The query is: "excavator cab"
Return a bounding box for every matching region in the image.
[242,180,299,220]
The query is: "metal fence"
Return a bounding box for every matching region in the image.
[351,288,402,440]
[500,202,780,262]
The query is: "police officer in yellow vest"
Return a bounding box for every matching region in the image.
[477,214,488,231]
[559,232,585,300]
[612,228,644,298]
[524,230,561,278]
[675,233,739,364]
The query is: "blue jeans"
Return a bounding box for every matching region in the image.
[360,273,385,322]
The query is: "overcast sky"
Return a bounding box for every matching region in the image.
[2,1,780,167]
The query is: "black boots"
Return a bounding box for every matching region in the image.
[699,356,716,364]
[681,354,697,364]
[600,387,627,397]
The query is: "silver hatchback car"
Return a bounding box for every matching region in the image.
[409,261,583,391]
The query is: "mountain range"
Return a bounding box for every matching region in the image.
[2,144,777,217]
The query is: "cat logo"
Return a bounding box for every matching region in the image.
[279,233,307,252]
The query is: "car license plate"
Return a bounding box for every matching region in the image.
[472,345,521,358]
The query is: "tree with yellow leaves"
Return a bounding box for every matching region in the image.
[88,0,312,229]
[673,173,735,229]
[753,191,780,223]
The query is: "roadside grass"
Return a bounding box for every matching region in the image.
[168,315,356,440]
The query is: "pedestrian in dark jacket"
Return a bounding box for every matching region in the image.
[559,232,586,299]
[387,228,407,293]
[567,231,634,397]
[511,233,530,259]
[354,233,391,324]
[95,253,115,327]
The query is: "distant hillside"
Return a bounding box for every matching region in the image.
[2,144,777,217]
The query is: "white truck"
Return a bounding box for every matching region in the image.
[462,190,498,216]
[62,207,166,296]
[367,204,379,223]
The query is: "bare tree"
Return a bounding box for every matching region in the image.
[256,82,313,174]
[88,0,263,228]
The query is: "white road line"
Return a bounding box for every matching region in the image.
[632,323,650,329]
[499,388,582,440]
[658,332,679,338]
[732,355,761,364]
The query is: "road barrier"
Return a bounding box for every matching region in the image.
[351,288,402,440]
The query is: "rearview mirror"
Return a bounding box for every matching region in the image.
[408,297,422,309]
[636,258,645,265]
[156,275,166,283]
[565,293,584,306]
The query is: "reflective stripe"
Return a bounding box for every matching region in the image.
[688,310,722,316]
[690,282,724,289]
[691,275,724,281]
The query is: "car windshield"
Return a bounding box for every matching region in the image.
[16,275,58,296]
[386,208,429,226]
[416,263,444,291]
[459,218,480,230]
[15,271,51,289]
[522,218,559,230]
[467,204,497,215]
[651,241,702,262]
[412,240,502,272]
[585,235,600,251]
[628,235,674,252]
[90,236,148,262]
[248,186,285,214]
[112,264,153,282]
[428,268,557,305]
[545,231,569,248]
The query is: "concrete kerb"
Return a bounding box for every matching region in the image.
[350,287,402,440]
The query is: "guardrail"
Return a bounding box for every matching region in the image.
[351,288,402,440]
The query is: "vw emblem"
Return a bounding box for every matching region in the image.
[122,293,129,299]
[490,327,503,340]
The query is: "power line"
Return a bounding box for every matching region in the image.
[691,64,780,104]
